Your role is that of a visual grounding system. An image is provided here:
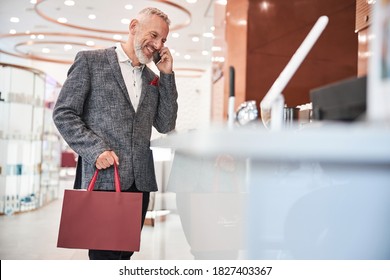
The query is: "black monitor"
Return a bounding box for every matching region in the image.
[310,76,367,121]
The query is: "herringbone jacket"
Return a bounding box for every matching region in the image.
[53,47,178,191]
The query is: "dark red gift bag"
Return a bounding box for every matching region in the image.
[57,163,142,251]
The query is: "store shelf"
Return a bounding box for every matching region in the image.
[0,63,62,214]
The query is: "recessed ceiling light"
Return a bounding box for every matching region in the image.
[212,56,225,62]
[260,1,270,11]
[86,41,95,46]
[42,48,50,53]
[37,34,45,39]
[64,44,73,51]
[202,32,214,38]
[57,17,68,23]
[125,4,133,10]
[113,34,122,40]
[30,34,36,39]
[88,14,96,20]
[10,17,20,23]
[212,46,222,52]
[64,0,75,6]
[192,36,200,42]
[186,0,198,3]
[216,0,227,5]
[184,55,191,60]
[238,19,247,26]
[9,29,16,34]
[30,0,37,4]
[202,50,209,55]
[121,18,130,24]
[171,33,180,38]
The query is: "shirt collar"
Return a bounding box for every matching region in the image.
[115,43,145,71]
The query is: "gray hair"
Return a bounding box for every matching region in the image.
[138,7,171,26]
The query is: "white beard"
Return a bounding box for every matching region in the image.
[134,40,152,65]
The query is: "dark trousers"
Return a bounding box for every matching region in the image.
[88,185,150,260]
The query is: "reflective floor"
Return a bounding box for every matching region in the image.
[0,178,193,260]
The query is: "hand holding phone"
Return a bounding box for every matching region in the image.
[153,47,173,74]
[153,51,162,65]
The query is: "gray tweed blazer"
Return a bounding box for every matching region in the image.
[53,47,178,192]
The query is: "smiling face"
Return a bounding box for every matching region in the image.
[132,14,169,64]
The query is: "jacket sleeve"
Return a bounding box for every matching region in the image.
[52,51,110,164]
[153,72,178,133]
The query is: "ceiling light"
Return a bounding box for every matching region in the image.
[358,33,368,43]
[171,33,180,38]
[10,17,20,23]
[210,26,215,31]
[216,0,227,5]
[121,18,130,24]
[42,48,50,53]
[202,32,214,38]
[88,14,96,20]
[64,44,73,51]
[86,41,95,46]
[260,1,270,11]
[186,0,198,3]
[30,34,36,39]
[184,55,191,60]
[175,52,180,56]
[9,29,16,34]
[57,17,68,23]
[237,20,247,26]
[202,50,209,55]
[113,34,122,40]
[212,46,222,52]
[30,0,37,4]
[125,4,133,10]
[64,0,75,6]
[37,34,45,39]
[192,36,200,42]
[213,56,225,62]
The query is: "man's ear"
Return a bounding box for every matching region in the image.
[129,19,138,35]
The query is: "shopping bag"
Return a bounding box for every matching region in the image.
[57,163,142,251]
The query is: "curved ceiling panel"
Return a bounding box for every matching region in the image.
[0,32,121,64]
[34,0,191,34]
[0,0,218,68]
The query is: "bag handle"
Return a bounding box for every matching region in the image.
[87,162,121,192]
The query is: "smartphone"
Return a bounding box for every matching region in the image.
[153,51,162,65]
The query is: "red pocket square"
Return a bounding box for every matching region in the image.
[150,76,159,86]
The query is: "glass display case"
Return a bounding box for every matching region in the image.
[0,63,62,214]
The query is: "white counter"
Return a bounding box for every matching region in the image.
[151,122,390,163]
[151,122,390,260]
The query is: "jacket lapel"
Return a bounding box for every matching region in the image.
[105,47,134,110]
[139,69,155,108]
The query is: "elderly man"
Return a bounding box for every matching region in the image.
[53,7,178,260]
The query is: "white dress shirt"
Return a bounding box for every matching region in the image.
[115,43,144,112]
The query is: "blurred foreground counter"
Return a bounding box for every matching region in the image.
[151,122,390,260]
